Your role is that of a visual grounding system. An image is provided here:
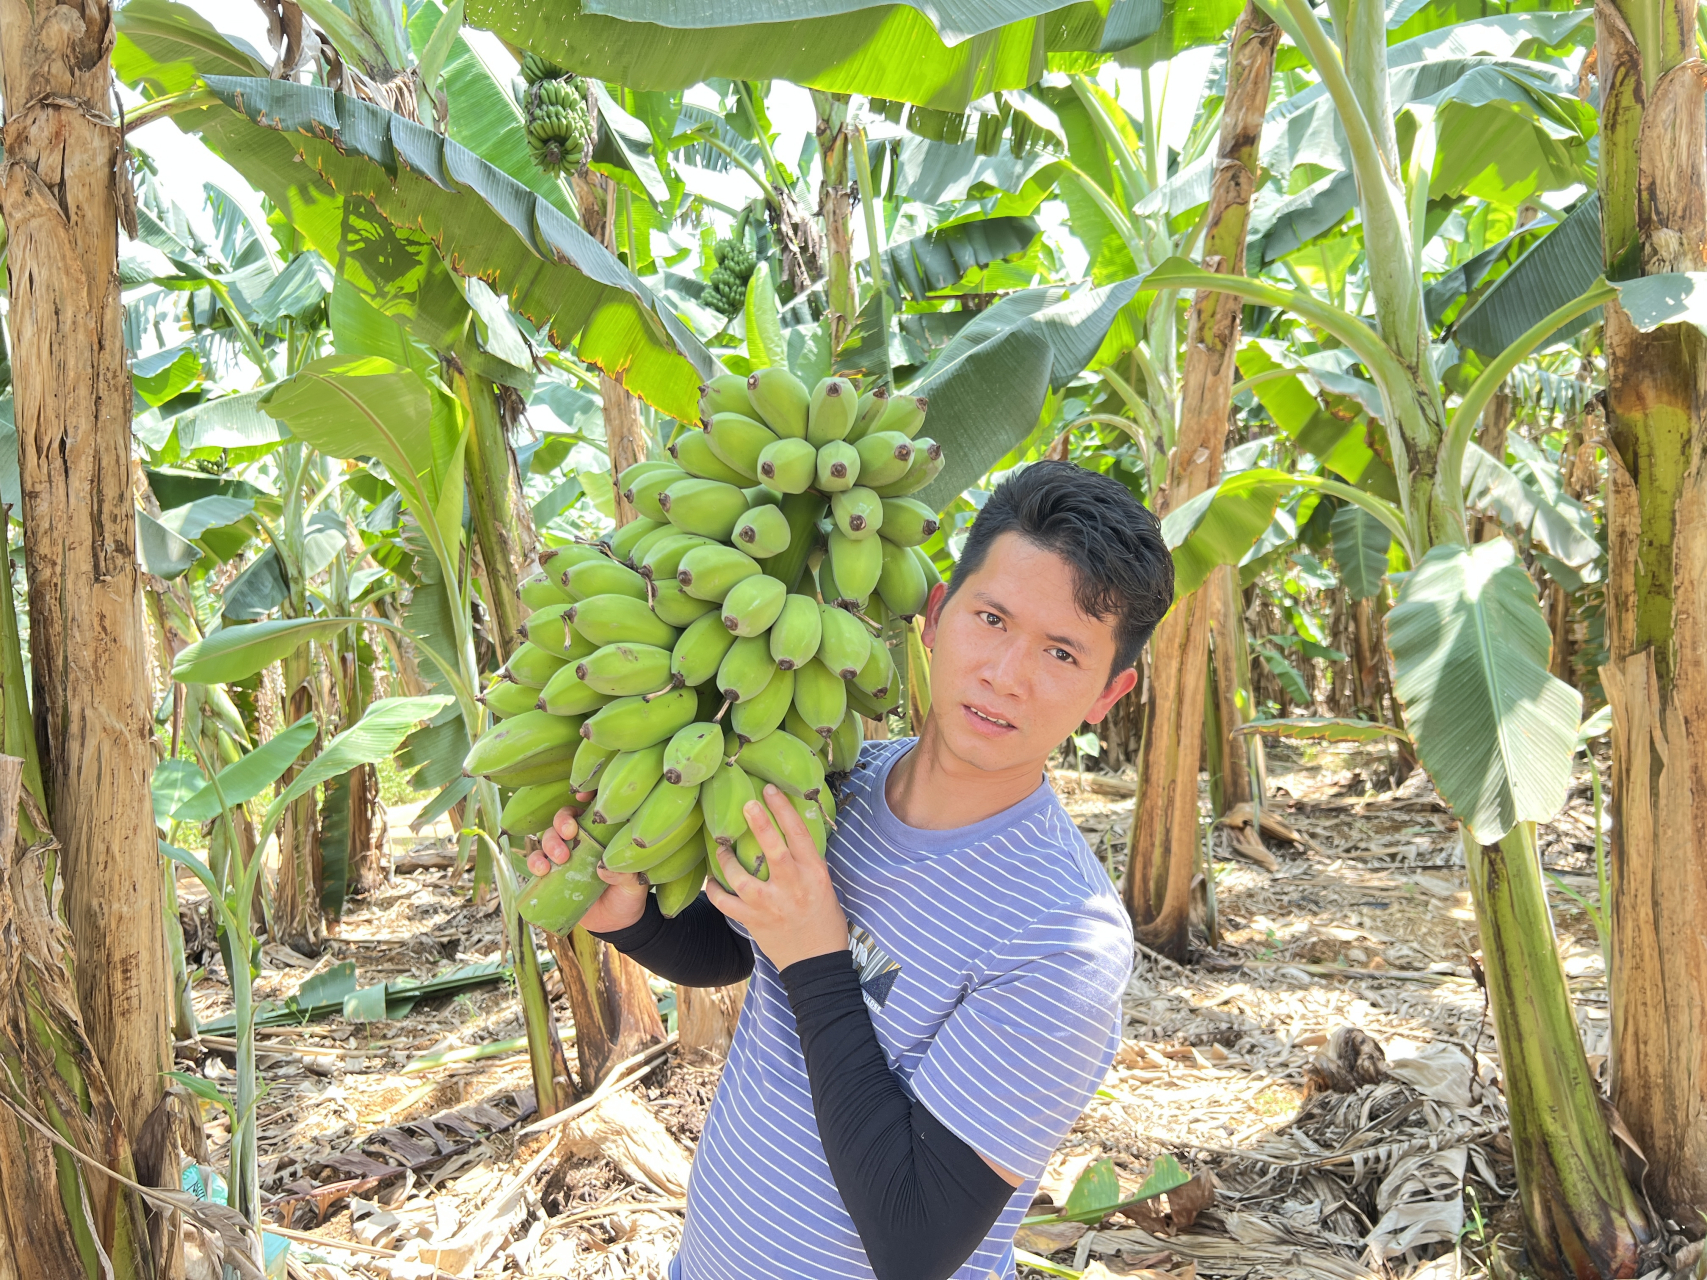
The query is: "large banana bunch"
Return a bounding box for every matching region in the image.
[518,56,594,174]
[703,237,758,318]
[467,363,948,934]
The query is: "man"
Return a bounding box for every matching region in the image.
[529,460,1174,1280]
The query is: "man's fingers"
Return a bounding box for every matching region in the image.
[526,850,551,877]
[595,866,643,890]
[765,785,817,853]
[742,796,792,869]
[552,807,581,842]
[705,861,757,924]
[540,829,572,866]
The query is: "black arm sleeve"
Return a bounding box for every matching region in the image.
[589,893,754,987]
[780,951,1015,1280]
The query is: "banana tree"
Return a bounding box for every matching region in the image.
[1594,0,1707,1218]
[1139,0,1667,1266]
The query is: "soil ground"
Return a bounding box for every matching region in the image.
[176,740,1619,1280]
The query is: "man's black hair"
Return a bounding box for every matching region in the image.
[945,460,1173,680]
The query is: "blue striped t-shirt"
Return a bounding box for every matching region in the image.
[675,738,1134,1280]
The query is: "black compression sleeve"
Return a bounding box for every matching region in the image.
[780,951,1015,1280]
[590,893,754,987]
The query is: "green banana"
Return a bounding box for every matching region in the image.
[539,542,607,576]
[658,477,750,540]
[620,459,678,494]
[817,547,855,609]
[743,484,783,508]
[877,497,940,547]
[819,603,873,678]
[852,637,897,699]
[570,736,619,791]
[581,687,698,751]
[519,571,573,610]
[590,744,667,825]
[874,392,928,439]
[706,414,776,480]
[792,658,848,741]
[577,642,674,696]
[629,779,703,848]
[540,664,617,716]
[487,753,581,789]
[517,605,596,662]
[517,832,607,935]
[769,594,823,670]
[721,574,787,637]
[699,372,757,420]
[806,376,859,446]
[733,823,771,881]
[465,709,583,779]
[829,705,863,772]
[914,544,945,590]
[787,704,830,757]
[654,861,708,915]
[846,681,893,721]
[671,610,739,686]
[717,634,777,704]
[736,728,827,800]
[814,440,860,492]
[872,438,944,497]
[652,579,719,627]
[731,665,795,743]
[877,537,929,618]
[626,471,686,523]
[756,437,817,494]
[608,515,664,564]
[747,367,810,438]
[569,595,679,648]
[640,533,716,582]
[828,528,884,600]
[504,642,570,689]
[645,826,711,886]
[845,387,890,443]
[623,522,677,569]
[672,427,753,486]
[831,487,884,541]
[500,782,575,837]
[701,757,758,850]
[481,678,544,719]
[663,721,725,785]
[852,432,915,488]
[565,557,648,602]
[732,504,792,558]
[678,544,763,602]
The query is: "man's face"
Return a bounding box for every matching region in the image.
[919,531,1140,775]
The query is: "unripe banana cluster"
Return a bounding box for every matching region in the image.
[703,238,758,318]
[517,52,593,174]
[465,364,949,936]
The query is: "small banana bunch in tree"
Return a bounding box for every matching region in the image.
[518,51,594,174]
[703,216,759,318]
[464,359,946,933]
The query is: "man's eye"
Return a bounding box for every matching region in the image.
[1049,648,1075,663]
[979,611,1002,626]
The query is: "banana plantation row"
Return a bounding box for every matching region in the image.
[0,0,1700,1276]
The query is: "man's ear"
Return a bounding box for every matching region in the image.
[918,582,950,650]
[1082,666,1139,725]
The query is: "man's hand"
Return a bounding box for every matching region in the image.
[528,801,649,934]
[706,784,848,971]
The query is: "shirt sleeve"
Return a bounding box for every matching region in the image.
[907,903,1132,1179]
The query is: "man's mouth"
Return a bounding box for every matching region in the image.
[965,705,1014,729]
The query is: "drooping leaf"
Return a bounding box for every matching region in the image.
[171,715,319,824]
[911,275,1152,509]
[1061,1158,1122,1222]
[883,216,1041,301]
[744,262,786,371]
[1161,468,1300,598]
[137,507,202,579]
[1331,503,1392,601]
[155,495,255,541]
[110,0,270,95]
[173,616,362,684]
[1388,539,1581,843]
[1234,716,1411,743]
[152,758,208,827]
[1614,271,1707,337]
[1256,645,1313,704]
[219,548,289,622]
[261,696,455,834]
[1462,443,1600,567]
[164,389,291,453]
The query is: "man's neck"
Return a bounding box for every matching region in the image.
[883,716,1048,832]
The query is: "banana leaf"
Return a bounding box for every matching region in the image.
[1233,716,1411,743]
[463,0,1223,110]
[884,216,1041,301]
[1330,503,1392,601]
[1387,539,1580,843]
[172,714,319,824]
[174,616,362,684]
[1452,196,1602,358]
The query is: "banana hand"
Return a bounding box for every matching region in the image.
[530,801,650,934]
[705,784,848,971]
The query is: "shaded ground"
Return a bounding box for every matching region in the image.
[175,742,1617,1280]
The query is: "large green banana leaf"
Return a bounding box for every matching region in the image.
[1452,196,1602,358]
[463,0,1234,109]
[1160,468,1300,597]
[907,274,1153,509]
[1387,539,1580,843]
[884,216,1041,301]
[172,715,319,824]
[1330,504,1392,601]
